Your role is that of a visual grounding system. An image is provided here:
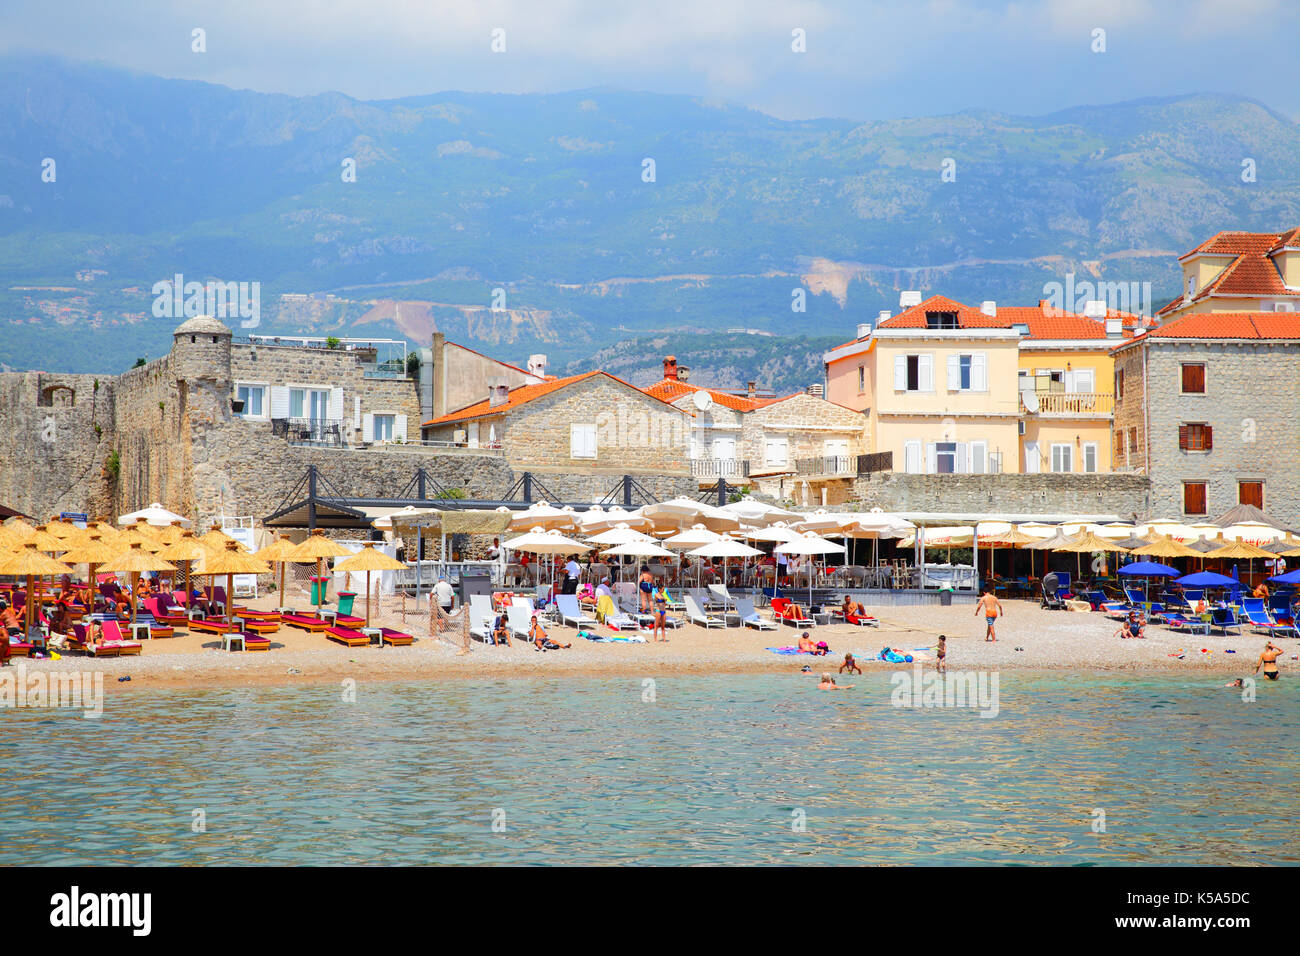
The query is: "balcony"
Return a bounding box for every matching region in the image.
[1021,392,1113,417]
[272,417,345,447]
[691,458,750,479]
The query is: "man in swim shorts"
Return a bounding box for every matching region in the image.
[975,590,1002,642]
[1255,641,1283,681]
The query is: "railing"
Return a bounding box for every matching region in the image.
[855,451,893,475]
[1022,392,1114,416]
[691,458,750,478]
[794,456,854,476]
[272,417,346,447]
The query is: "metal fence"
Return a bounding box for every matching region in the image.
[272,417,346,446]
[855,451,893,474]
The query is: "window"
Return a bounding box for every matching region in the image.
[235,384,265,419]
[1186,274,1196,298]
[570,423,597,459]
[1178,423,1212,452]
[894,354,933,392]
[1083,442,1098,474]
[946,353,987,392]
[373,414,395,441]
[903,441,923,474]
[857,365,865,393]
[1183,482,1208,516]
[1128,427,1138,454]
[1069,368,1095,393]
[1050,443,1073,473]
[1239,481,1264,509]
[935,441,958,474]
[924,310,958,329]
[1180,363,1205,394]
[1115,368,1124,399]
[764,437,788,467]
[289,387,329,420]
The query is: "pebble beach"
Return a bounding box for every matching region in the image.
[15,595,1297,691]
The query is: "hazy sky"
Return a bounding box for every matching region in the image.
[1,0,1296,121]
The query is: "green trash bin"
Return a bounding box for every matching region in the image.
[336,592,356,616]
[310,576,331,606]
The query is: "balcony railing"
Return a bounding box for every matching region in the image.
[794,456,855,476]
[1021,392,1114,416]
[272,417,346,447]
[856,451,893,475]
[691,458,750,478]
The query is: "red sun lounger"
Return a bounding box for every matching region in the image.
[283,614,331,633]
[187,617,237,635]
[379,627,415,647]
[325,626,370,647]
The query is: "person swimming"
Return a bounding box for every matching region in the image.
[839,652,861,675]
[817,673,854,690]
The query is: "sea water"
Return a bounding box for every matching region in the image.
[3,672,1297,865]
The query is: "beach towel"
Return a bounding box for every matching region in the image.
[766,647,804,655]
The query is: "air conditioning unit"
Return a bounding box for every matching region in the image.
[1018,420,1026,436]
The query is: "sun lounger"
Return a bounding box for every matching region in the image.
[470,609,495,643]
[281,613,330,632]
[506,605,534,641]
[556,594,598,629]
[771,597,814,627]
[734,597,777,630]
[1209,607,1242,636]
[1163,612,1209,635]
[98,621,142,656]
[325,625,371,647]
[684,595,724,628]
[145,596,189,628]
[1242,598,1299,638]
[379,627,415,647]
[5,637,34,657]
[188,617,238,635]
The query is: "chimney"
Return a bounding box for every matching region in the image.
[1105,317,1123,338]
[877,310,891,323]
[1083,299,1107,318]
[677,365,691,382]
[431,331,446,418]
[981,300,997,317]
[856,322,872,340]
[899,290,922,309]
[806,383,824,398]
[663,355,678,381]
[527,353,548,378]
[488,378,510,407]
[746,380,756,399]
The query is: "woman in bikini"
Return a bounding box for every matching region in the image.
[1255,641,1284,681]
[652,585,669,643]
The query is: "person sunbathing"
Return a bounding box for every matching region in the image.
[840,596,864,618]
[0,603,22,637]
[85,619,105,650]
[491,613,511,647]
[529,615,570,651]
[797,631,818,654]
[1253,582,1270,600]
[577,584,597,609]
[782,602,810,622]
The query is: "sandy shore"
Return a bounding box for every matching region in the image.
[9,593,1297,692]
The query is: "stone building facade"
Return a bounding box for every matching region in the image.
[0,318,694,527]
[848,471,1150,518]
[1111,312,1300,525]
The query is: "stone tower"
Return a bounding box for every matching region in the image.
[168,315,234,523]
[170,314,233,385]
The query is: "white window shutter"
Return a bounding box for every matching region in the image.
[894,355,906,391]
[362,413,374,443]
[394,415,407,441]
[956,443,968,473]
[904,441,920,473]
[926,442,937,474]
[353,397,361,429]
[947,354,959,391]
[570,425,582,458]
[585,425,597,458]
[972,353,987,391]
[919,354,934,392]
[970,441,987,474]
[270,386,290,419]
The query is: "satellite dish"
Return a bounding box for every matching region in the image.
[692,390,713,412]
[1021,389,1039,413]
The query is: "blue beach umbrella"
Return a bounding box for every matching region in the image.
[1118,562,1179,577]
[1177,571,1237,587]
[1269,568,1300,585]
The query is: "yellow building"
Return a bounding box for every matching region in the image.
[1158,227,1300,320]
[825,295,1124,473]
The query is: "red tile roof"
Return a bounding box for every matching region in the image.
[423,370,684,426]
[876,295,1013,329]
[1120,311,1300,345]
[643,379,762,412]
[1162,228,1300,314]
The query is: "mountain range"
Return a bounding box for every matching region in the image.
[2,54,1298,387]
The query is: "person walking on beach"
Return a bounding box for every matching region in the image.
[975,589,1002,642]
[638,565,654,612]
[935,634,947,674]
[433,577,455,616]
[1255,641,1284,681]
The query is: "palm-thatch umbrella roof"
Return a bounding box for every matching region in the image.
[1212,503,1290,531]
[58,536,122,566]
[25,526,71,553]
[2,517,37,539]
[1206,538,1275,560]
[287,530,354,561]
[198,541,271,576]
[254,534,300,562]
[197,526,244,553]
[0,543,73,576]
[1113,534,1151,550]
[334,543,407,627]
[1129,534,1201,559]
[1058,531,1131,553]
[99,542,176,575]
[115,526,164,552]
[1023,528,1076,550]
[1187,536,1220,554]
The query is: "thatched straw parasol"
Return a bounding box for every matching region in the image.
[57,534,121,615]
[98,542,176,626]
[0,542,74,633]
[158,533,207,603]
[25,525,70,554]
[1129,534,1201,559]
[1205,536,1275,585]
[254,535,300,606]
[197,525,244,555]
[3,517,37,540]
[286,531,354,614]
[195,541,270,625]
[334,543,408,627]
[1053,530,1130,578]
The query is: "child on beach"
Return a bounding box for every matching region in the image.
[840,652,861,675]
[935,634,947,674]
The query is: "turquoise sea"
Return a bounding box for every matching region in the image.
[3,672,1298,865]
